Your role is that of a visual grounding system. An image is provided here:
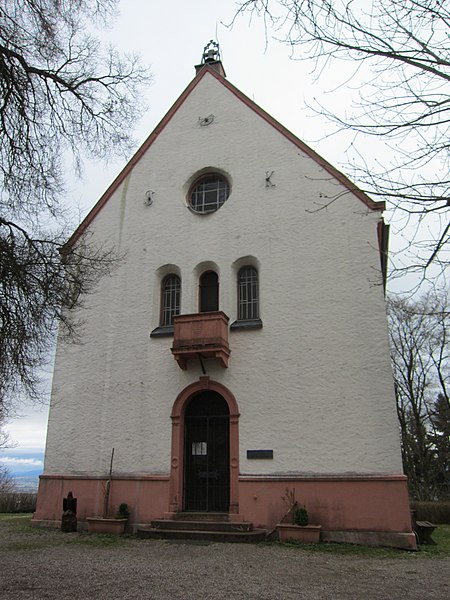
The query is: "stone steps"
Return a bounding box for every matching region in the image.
[137,526,267,543]
[150,519,255,532]
[137,513,267,543]
[172,512,230,522]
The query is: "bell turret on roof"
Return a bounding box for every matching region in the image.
[195,40,226,77]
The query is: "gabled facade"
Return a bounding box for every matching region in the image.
[33,53,415,549]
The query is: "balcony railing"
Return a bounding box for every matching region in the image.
[171,312,230,369]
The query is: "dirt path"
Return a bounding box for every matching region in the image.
[1,517,449,599]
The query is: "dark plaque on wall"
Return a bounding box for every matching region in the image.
[247,450,273,459]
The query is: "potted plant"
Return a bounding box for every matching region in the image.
[86,502,131,534]
[116,503,130,520]
[294,505,309,527]
[86,449,130,534]
[276,489,321,543]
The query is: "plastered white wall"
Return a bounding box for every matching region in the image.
[44,71,403,477]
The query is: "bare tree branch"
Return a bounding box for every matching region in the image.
[0,1,150,412]
[234,1,450,281]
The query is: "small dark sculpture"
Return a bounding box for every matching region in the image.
[61,491,77,532]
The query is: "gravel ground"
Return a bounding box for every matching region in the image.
[1,517,450,600]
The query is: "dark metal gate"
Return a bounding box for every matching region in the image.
[184,391,230,512]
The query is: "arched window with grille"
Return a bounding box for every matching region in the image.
[237,266,259,320]
[161,274,181,326]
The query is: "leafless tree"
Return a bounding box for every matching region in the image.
[0,424,10,450]
[234,1,450,286]
[387,291,450,499]
[0,464,15,495]
[0,1,150,411]
[429,393,450,497]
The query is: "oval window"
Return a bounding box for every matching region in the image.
[189,174,230,214]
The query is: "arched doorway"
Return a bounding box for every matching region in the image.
[184,391,229,511]
[169,377,240,516]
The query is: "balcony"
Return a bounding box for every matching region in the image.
[171,312,230,370]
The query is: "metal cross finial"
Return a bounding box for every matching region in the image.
[202,40,220,64]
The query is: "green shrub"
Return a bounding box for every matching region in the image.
[116,502,130,519]
[411,501,450,524]
[294,506,309,526]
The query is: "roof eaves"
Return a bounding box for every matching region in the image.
[206,68,384,213]
[65,66,213,249]
[65,64,383,251]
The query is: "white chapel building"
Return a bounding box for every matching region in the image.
[33,45,416,549]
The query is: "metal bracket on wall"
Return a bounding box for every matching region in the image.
[144,190,154,206]
[198,114,215,127]
[198,354,206,375]
[265,171,275,188]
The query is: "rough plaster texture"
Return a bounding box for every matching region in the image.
[44,71,402,481]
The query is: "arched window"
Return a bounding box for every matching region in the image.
[161,274,181,326]
[199,271,219,312]
[238,266,259,320]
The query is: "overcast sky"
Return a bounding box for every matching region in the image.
[1,0,442,465]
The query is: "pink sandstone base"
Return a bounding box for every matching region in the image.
[277,524,322,544]
[32,473,416,549]
[86,517,128,534]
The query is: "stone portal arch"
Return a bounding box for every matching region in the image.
[168,376,240,515]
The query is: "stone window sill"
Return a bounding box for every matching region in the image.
[230,319,263,331]
[150,325,174,338]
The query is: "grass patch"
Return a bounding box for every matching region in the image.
[283,541,403,558]
[2,514,450,557]
[280,525,450,559]
[0,513,38,532]
[0,513,131,551]
[0,513,33,521]
[415,524,450,557]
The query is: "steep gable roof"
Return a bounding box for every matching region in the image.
[66,64,384,249]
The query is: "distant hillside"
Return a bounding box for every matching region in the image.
[13,470,41,492]
[13,469,42,478]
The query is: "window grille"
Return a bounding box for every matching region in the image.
[190,175,230,214]
[238,267,259,320]
[161,274,181,326]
